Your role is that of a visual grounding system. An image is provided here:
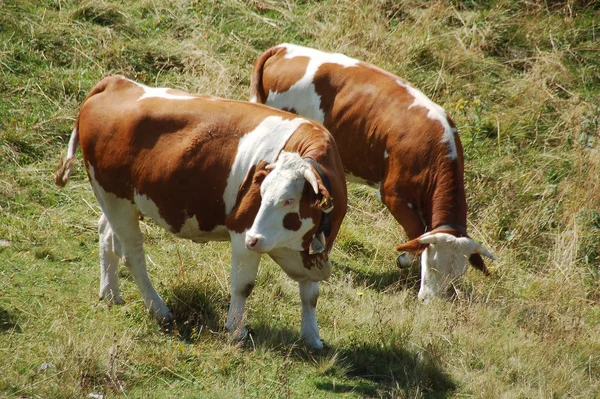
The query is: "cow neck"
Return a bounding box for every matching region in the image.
[303,157,333,238]
[430,224,467,236]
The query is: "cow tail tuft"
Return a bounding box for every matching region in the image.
[55,128,79,187]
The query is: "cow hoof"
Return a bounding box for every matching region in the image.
[158,311,174,327]
[228,326,249,343]
[99,291,124,305]
[303,336,324,350]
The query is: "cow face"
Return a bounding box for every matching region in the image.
[245,151,323,253]
[397,232,496,302]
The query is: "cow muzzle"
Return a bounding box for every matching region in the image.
[245,233,266,252]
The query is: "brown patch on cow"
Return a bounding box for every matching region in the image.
[76,75,290,234]
[283,212,302,231]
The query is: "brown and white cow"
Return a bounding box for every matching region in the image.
[55,75,347,349]
[250,44,495,302]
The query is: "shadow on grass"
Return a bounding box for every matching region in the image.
[0,307,21,333]
[332,260,421,295]
[165,281,227,343]
[249,323,456,398]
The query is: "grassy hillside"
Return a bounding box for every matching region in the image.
[1,0,599,397]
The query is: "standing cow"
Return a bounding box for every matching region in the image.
[250,44,495,301]
[55,75,347,349]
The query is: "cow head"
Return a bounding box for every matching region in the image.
[396,232,496,302]
[244,151,331,254]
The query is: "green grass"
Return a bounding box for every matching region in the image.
[1,0,599,397]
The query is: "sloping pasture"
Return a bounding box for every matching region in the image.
[1,1,599,397]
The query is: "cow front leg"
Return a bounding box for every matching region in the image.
[380,189,425,268]
[226,242,261,342]
[299,280,323,350]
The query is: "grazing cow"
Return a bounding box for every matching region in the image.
[250,44,495,302]
[55,75,347,349]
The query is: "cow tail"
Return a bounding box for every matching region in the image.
[54,124,79,187]
[249,46,285,104]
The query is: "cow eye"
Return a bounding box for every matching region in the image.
[283,198,295,207]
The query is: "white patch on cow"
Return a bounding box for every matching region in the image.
[384,150,389,159]
[122,77,196,101]
[138,86,197,101]
[407,202,414,209]
[265,43,359,124]
[249,95,258,103]
[396,79,458,160]
[224,116,308,213]
[246,152,317,253]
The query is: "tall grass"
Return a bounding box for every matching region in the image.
[1,0,599,397]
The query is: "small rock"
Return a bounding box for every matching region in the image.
[38,361,53,372]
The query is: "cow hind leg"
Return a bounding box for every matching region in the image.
[101,201,172,324]
[98,214,124,304]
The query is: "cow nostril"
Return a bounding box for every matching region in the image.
[246,236,259,249]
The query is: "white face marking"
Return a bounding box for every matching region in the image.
[265,44,359,124]
[246,152,316,253]
[417,232,486,302]
[396,79,458,159]
[224,116,309,214]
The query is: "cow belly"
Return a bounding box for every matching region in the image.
[134,191,230,242]
[178,224,230,243]
[346,173,380,189]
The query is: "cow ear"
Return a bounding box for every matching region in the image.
[396,237,428,254]
[467,240,495,275]
[304,164,334,212]
[468,254,490,275]
[226,162,268,232]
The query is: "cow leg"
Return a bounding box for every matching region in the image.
[267,248,325,349]
[101,200,172,323]
[299,280,323,350]
[380,190,425,268]
[226,236,261,342]
[98,213,124,304]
